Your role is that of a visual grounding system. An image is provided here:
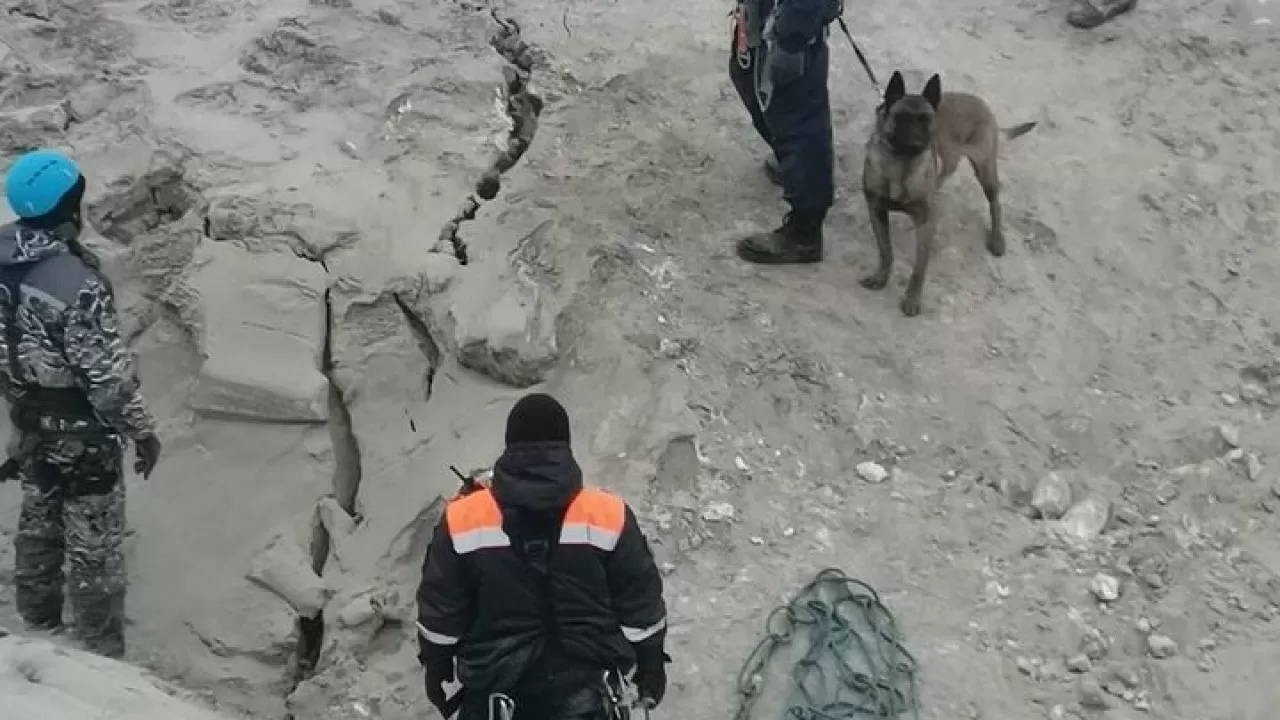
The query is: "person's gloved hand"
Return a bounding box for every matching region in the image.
[766,43,807,85]
[134,434,162,479]
[635,648,671,707]
[0,457,19,482]
[424,661,453,717]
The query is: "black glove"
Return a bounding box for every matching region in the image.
[134,434,162,479]
[424,662,452,717]
[634,646,670,707]
[0,457,19,482]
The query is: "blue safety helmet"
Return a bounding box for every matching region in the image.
[4,148,83,219]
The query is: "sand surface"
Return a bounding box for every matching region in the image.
[3,0,1280,719]
[0,631,240,720]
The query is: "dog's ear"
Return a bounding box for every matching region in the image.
[885,71,906,107]
[922,74,942,110]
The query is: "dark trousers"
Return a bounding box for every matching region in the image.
[458,684,608,720]
[13,437,127,658]
[729,35,835,214]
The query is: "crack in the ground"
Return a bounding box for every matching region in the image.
[435,8,544,265]
[7,6,52,22]
[290,283,363,687]
[392,292,441,402]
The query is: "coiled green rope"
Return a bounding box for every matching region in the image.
[733,568,920,720]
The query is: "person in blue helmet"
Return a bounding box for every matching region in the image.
[1,148,162,658]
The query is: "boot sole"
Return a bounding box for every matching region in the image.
[736,248,823,264]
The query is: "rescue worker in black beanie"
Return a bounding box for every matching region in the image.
[416,393,670,719]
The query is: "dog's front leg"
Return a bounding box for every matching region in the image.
[860,192,892,290]
[901,206,936,317]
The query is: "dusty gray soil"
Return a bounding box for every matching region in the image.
[3,0,1280,719]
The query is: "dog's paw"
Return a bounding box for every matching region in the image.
[860,273,889,291]
[900,294,922,317]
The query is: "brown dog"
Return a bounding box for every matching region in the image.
[860,70,1036,317]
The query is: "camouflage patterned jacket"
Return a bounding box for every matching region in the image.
[0,223,155,440]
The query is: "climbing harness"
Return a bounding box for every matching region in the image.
[730,0,881,95]
[602,667,642,720]
[733,568,919,720]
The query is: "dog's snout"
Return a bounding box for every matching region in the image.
[890,116,932,152]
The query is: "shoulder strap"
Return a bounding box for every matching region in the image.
[504,489,583,657]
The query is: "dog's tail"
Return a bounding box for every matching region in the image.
[1002,121,1038,140]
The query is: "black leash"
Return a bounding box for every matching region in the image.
[835,16,881,94]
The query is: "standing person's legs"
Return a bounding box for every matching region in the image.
[736,37,834,264]
[61,438,128,658]
[14,472,68,631]
[730,37,787,186]
[762,38,834,220]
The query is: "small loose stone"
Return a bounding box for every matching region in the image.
[1245,453,1263,481]
[1219,423,1240,447]
[1015,656,1036,676]
[1066,654,1092,673]
[1078,677,1110,709]
[1147,634,1178,659]
[857,461,888,483]
[1091,573,1121,602]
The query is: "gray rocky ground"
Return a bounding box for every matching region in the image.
[2,0,1280,719]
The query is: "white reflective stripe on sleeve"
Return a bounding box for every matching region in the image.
[416,621,460,646]
[559,522,620,551]
[621,616,667,642]
[451,526,511,554]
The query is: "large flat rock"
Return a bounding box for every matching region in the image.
[186,242,329,423]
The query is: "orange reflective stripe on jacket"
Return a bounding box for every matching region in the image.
[445,489,511,554]
[445,486,626,553]
[559,488,625,551]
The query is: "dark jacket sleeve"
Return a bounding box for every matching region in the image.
[606,505,667,654]
[774,0,829,49]
[416,516,471,672]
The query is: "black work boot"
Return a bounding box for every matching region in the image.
[763,157,783,187]
[736,211,824,264]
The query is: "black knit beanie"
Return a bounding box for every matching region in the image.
[504,393,570,446]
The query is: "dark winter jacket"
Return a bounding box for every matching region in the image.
[0,223,154,439]
[415,441,667,698]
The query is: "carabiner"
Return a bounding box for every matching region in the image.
[488,693,515,720]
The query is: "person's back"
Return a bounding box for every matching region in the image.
[416,393,669,720]
[1,148,161,658]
